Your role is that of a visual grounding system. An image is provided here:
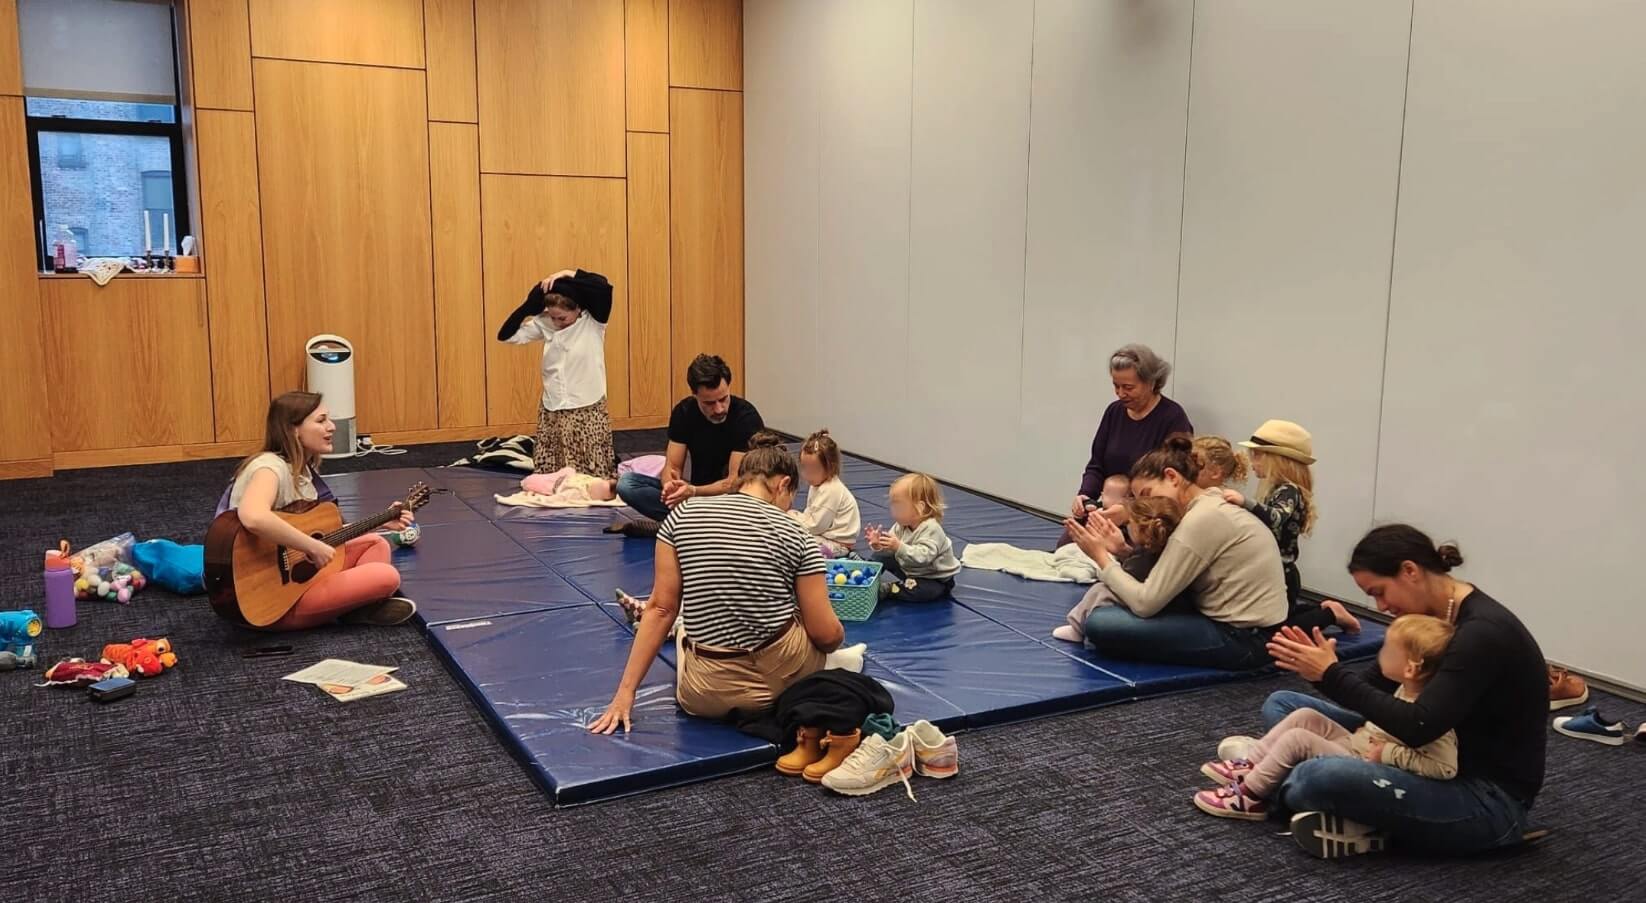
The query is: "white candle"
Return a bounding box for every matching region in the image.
[143,210,152,252]
[161,213,170,252]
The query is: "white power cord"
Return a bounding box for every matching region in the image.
[351,435,407,457]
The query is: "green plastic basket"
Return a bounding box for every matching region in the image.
[824,559,882,621]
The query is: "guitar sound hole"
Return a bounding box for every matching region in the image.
[290,561,318,583]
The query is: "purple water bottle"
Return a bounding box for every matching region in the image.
[43,549,77,629]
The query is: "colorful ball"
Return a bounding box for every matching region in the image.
[833,572,848,585]
[116,587,131,603]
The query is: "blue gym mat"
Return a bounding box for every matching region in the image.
[323,458,1384,805]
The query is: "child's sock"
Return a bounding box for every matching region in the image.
[615,588,646,625]
[825,642,867,673]
[1051,625,1083,643]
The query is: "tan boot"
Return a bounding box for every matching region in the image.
[1548,666,1589,711]
[804,729,862,783]
[775,727,825,776]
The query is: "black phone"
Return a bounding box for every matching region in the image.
[241,645,294,659]
[88,677,137,703]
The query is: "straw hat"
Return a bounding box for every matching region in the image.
[1239,420,1316,465]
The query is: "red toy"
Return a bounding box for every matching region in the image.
[100,637,177,677]
[38,659,129,687]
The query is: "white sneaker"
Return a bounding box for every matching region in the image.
[821,732,916,799]
[905,720,958,779]
[825,642,867,673]
[1289,811,1387,859]
[1217,735,1258,762]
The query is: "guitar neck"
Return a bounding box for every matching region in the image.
[321,506,403,548]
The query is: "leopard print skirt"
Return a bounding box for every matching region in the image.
[534,399,616,477]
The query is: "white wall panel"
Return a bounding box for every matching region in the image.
[743,0,823,433]
[1378,0,1646,687]
[1174,0,1411,601]
[901,0,1035,492]
[1010,0,1194,513]
[813,0,916,469]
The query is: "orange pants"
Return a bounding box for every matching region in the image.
[272,534,400,630]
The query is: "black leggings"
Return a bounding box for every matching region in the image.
[1283,562,1338,632]
[874,553,955,603]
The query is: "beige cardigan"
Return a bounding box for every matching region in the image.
[1097,493,1288,629]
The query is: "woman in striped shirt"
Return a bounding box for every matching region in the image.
[590,446,846,731]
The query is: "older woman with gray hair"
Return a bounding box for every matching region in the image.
[1059,344,1194,545]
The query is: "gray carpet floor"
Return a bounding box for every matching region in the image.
[3,434,1643,902]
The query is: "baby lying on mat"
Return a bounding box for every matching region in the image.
[494,468,622,508]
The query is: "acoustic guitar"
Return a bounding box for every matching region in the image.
[204,483,430,627]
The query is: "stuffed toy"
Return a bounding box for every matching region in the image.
[38,659,129,687]
[100,637,177,677]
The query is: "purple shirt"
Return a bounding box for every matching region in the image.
[1077,397,1194,499]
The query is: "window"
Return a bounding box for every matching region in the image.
[55,133,85,169]
[20,0,188,262]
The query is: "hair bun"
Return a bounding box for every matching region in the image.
[816,428,830,437]
[1163,434,1194,453]
[1436,543,1464,568]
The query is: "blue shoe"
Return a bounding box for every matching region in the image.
[1552,707,1626,746]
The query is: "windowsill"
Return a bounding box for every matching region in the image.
[38,271,203,279]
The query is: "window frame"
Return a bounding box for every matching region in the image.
[22,2,190,263]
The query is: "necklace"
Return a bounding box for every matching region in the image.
[1443,578,1462,623]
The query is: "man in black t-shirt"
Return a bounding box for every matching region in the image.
[615,354,764,524]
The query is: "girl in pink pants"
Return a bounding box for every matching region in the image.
[1194,614,1460,820]
[220,392,417,630]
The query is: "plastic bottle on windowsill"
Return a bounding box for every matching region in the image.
[53,227,78,274]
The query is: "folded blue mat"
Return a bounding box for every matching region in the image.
[427,607,776,805]
[324,469,483,527]
[949,564,1388,692]
[392,522,592,625]
[499,532,656,603]
[845,601,1130,727]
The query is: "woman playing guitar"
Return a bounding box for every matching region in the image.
[214,391,417,628]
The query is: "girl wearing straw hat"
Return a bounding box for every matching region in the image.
[1224,420,1361,634]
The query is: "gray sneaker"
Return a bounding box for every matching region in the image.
[341,595,417,626]
[821,732,916,799]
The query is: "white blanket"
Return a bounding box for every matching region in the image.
[961,542,1101,584]
[493,489,626,509]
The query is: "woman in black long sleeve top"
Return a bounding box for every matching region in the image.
[1258,524,1547,859]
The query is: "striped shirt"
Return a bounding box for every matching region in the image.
[659,492,826,649]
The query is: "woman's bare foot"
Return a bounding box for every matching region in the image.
[1320,599,1361,633]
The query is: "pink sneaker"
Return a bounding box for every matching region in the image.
[1193,782,1268,821]
[1200,758,1254,783]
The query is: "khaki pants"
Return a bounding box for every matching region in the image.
[676,620,826,719]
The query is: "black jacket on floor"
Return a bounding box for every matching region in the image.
[732,669,894,748]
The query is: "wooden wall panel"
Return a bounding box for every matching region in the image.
[626,0,668,132]
[0,0,21,96]
[42,279,215,451]
[0,97,49,462]
[187,0,255,110]
[249,0,425,68]
[476,0,625,176]
[254,60,437,432]
[429,122,486,427]
[627,132,671,416]
[670,88,743,390]
[481,175,629,425]
[425,0,477,122]
[670,0,741,90]
[196,110,271,441]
